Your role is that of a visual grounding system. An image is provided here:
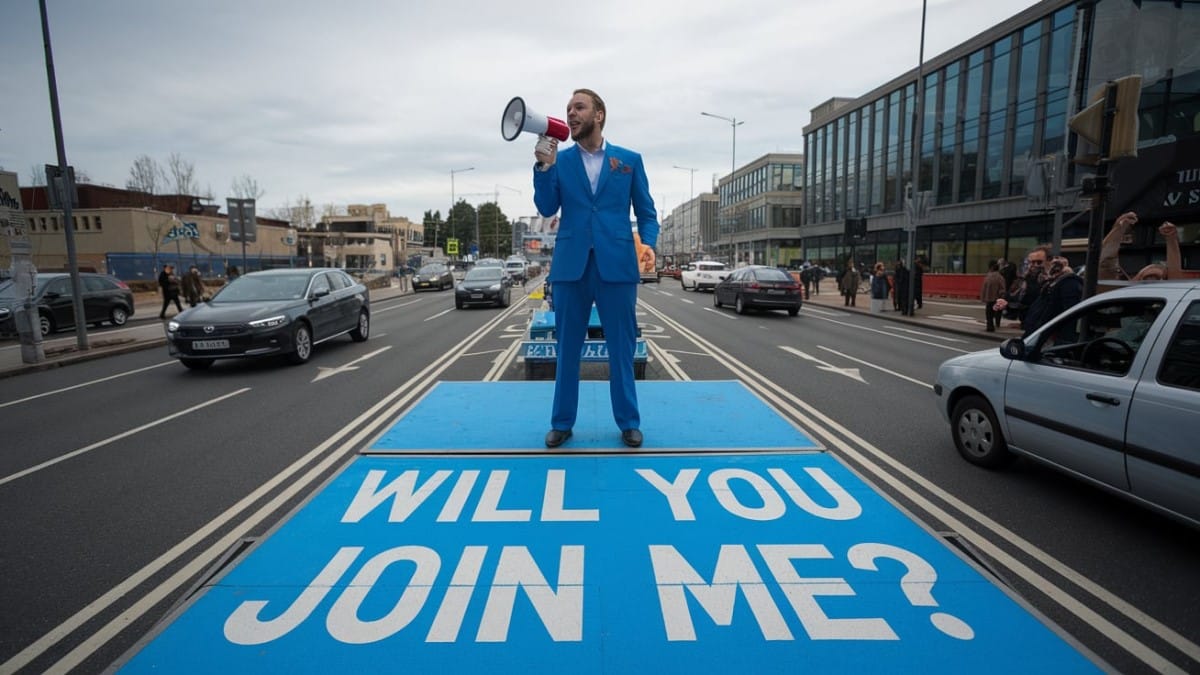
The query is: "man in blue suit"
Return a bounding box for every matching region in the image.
[532,88,658,449]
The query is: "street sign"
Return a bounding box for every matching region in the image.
[116,382,1103,674]
[226,198,257,242]
[44,164,78,210]
[447,238,460,255]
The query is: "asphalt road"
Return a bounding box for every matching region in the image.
[0,279,1195,674]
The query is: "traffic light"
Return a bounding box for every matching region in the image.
[1068,75,1142,164]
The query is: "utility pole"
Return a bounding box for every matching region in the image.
[904,0,928,317]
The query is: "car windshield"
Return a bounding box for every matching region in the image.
[213,273,311,301]
[418,265,442,275]
[466,268,503,281]
[0,276,55,298]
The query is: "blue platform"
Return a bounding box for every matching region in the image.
[370,381,818,453]
[115,381,1103,674]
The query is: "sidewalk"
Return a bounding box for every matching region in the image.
[798,286,1023,341]
[0,281,415,380]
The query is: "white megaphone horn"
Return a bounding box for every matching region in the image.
[501,96,570,142]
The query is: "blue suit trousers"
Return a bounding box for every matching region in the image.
[551,250,640,432]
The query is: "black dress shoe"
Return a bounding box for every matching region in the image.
[545,429,572,448]
[621,429,643,448]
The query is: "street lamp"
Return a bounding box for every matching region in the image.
[701,111,743,263]
[673,165,698,257]
[700,112,743,179]
[448,166,475,254]
[496,184,522,257]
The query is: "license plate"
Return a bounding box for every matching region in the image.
[471,293,484,299]
[767,289,785,295]
[192,339,230,350]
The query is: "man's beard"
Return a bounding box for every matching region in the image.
[571,118,595,141]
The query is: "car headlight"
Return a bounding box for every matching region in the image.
[489,283,501,291]
[167,320,180,333]
[249,315,288,329]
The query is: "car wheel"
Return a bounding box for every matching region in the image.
[109,306,130,326]
[39,313,54,336]
[180,358,213,370]
[735,295,748,315]
[286,322,313,365]
[951,395,1013,468]
[713,292,722,308]
[787,306,799,316]
[350,309,369,342]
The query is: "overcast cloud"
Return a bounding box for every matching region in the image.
[2,0,1040,224]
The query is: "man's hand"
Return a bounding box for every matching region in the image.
[639,246,656,274]
[1115,211,1138,230]
[534,134,558,169]
[1160,221,1178,240]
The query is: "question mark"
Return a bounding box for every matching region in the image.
[848,543,974,640]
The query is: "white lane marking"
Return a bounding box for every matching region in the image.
[0,361,175,409]
[801,306,852,318]
[0,388,250,487]
[810,314,974,353]
[702,307,737,319]
[646,339,688,381]
[680,298,695,304]
[423,308,454,322]
[882,325,970,342]
[484,338,524,381]
[373,298,422,313]
[778,346,867,384]
[816,346,933,389]
[312,346,392,382]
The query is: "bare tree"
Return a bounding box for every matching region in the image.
[267,195,317,229]
[166,152,198,195]
[28,165,46,186]
[231,174,265,200]
[127,154,166,194]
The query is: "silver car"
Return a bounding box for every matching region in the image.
[934,281,1200,528]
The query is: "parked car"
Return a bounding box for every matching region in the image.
[0,272,134,337]
[164,268,369,369]
[713,265,803,316]
[456,266,514,309]
[412,263,454,291]
[680,261,729,291]
[934,281,1200,528]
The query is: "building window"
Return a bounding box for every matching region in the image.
[1009,23,1043,196]
[95,215,103,231]
[983,36,1014,199]
[938,62,961,205]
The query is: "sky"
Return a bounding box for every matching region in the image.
[2,0,1042,226]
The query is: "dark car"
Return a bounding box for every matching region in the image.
[412,263,454,291]
[713,265,803,316]
[164,268,369,369]
[0,272,135,337]
[455,266,514,309]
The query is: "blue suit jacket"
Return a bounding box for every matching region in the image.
[533,142,659,284]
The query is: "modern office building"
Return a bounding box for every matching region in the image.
[712,153,805,267]
[660,192,720,263]
[801,0,1198,276]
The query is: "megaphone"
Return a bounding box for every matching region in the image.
[501,96,570,142]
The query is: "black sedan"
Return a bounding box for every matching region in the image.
[455,266,513,309]
[0,272,134,336]
[164,268,369,369]
[713,265,803,316]
[412,263,454,291]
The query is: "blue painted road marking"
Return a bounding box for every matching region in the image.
[118,453,1102,673]
[370,381,818,452]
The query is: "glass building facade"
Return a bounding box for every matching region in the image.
[801,0,1200,276]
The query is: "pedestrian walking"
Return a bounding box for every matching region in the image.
[979,261,1006,332]
[840,262,861,307]
[158,264,183,319]
[869,262,890,313]
[181,265,204,307]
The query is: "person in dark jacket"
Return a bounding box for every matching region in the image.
[158,264,183,319]
[979,261,1007,332]
[840,263,861,307]
[181,265,204,307]
[892,261,911,315]
[994,245,1083,338]
[869,262,890,313]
